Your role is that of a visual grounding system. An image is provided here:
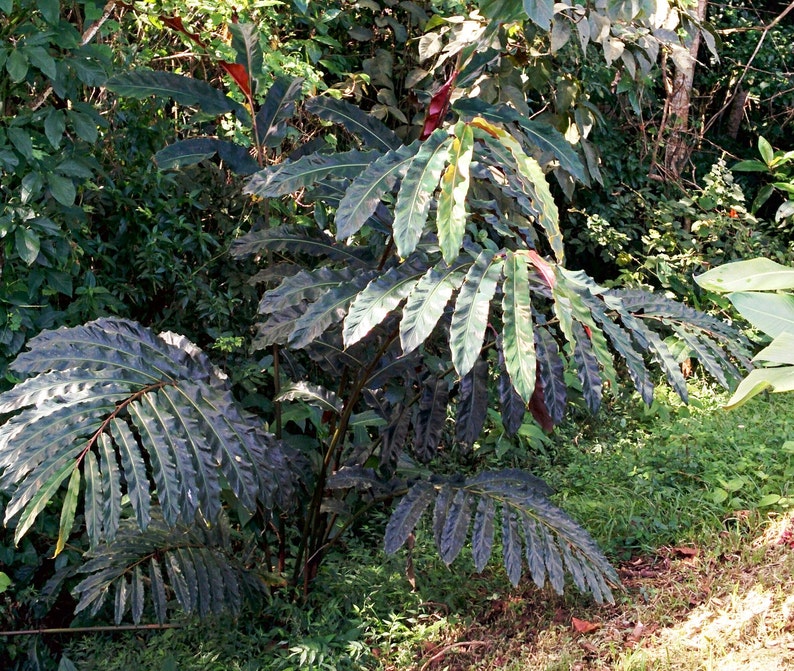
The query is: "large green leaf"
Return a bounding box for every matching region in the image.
[502,251,536,403]
[259,268,353,315]
[244,150,380,198]
[344,259,425,346]
[393,129,452,258]
[754,332,794,365]
[255,77,303,148]
[400,257,469,355]
[450,250,504,377]
[231,226,371,267]
[155,138,260,175]
[724,367,794,409]
[728,291,794,338]
[336,142,419,240]
[696,258,794,293]
[523,0,554,30]
[437,123,474,263]
[229,23,262,89]
[107,70,249,123]
[304,97,402,152]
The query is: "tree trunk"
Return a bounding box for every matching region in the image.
[663,0,708,181]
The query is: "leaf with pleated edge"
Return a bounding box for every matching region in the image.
[439,490,473,565]
[437,123,474,263]
[400,257,469,355]
[471,495,496,572]
[502,251,536,402]
[155,138,260,175]
[244,149,379,198]
[255,77,304,148]
[55,467,80,557]
[450,250,504,377]
[414,376,449,462]
[336,142,420,240]
[304,97,402,152]
[394,129,452,258]
[384,480,436,554]
[231,226,371,266]
[276,381,342,414]
[456,359,489,448]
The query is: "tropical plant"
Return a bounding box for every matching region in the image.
[0,2,753,628]
[696,257,794,408]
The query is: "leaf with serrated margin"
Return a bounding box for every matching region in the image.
[155,138,260,175]
[454,99,584,181]
[384,480,436,554]
[473,118,562,262]
[456,359,489,448]
[620,312,688,403]
[561,543,588,595]
[414,376,449,462]
[107,70,249,123]
[535,327,566,423]
[336,142,419,240]
[244,149,380,198]
[433,484,454,550]
[345,259,425,346]
[188,547,212,618]
[498,364,526,438]
[380,403,411,472]
[150,558,167,624]
[582,294,654,405]
[98,434,121,541]
[165,551,192,613]
[255,77,303,148]
[13,460,74,545]
[502,507,523,586]
[114,576,129,624]
[540,525,565,594]
[304,97,402,152]
[572,321,603,413]
[112,419,151,530]
[84,451,103,548]
[253,305,308,349]
[55,467,80,557]
[471,495,496,572]
[581,558,607,604]
[673,327,731,389]
[440,490,473,565]
[157,386,222,525]
[259,269,350,316]
[176,548,199,614]
[128,399,182,526]
[437,123,474,263]
[131,565,145,624]
[450,250,504,377]
[503,251,536,403]
[231,226,371,266]
[277,381,341,413]
[394,129,452,258]
[401,257,469,355]
[521,514,546,589]
[289,272,375,349]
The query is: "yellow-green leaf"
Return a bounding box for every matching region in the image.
[437,123,474,263]
[55,467,81,557]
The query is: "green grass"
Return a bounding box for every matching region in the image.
[62,385,794,670]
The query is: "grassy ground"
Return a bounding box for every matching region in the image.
[60,385,794,670]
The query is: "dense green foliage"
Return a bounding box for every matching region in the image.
[1,0,793,669]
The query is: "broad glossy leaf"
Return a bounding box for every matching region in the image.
[456,359,489,448]
[754,332,794,365]
[439,490,473,565]
[724,366,794,409]
[450,250,504,377]
[98,433,121,541]
[414,376,449,462]
[244,150,380,198]
[155,138,259,175]
[437,124,474,263]
[400,258,469,354]
[384,480,436,554]
[393,129,452,258]
[13,460,74,545]
[255,77,304,148]
[502,251,536,403]
[304,96,402,152]
[336,142,419,240]
[259,268,354,315]
[107,70,249,123]
[471,495,495,572]
[84,450,103,547]
[276,381,342,413]
[728,291,794,338]
[696,258,794,293]
[523,0,554,30]
[112,418,151,530]
[229,23,261,90]
[344,259,425,346]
